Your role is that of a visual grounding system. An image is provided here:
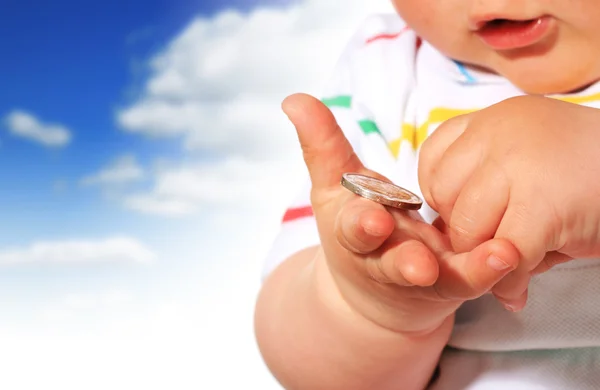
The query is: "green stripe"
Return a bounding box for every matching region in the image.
[321,95,352,108]
[358,120,382,136]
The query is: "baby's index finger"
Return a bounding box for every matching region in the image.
[418,113,472,214]
[282,93,363,192]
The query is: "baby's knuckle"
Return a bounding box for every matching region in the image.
[449,218,485,243]
[431,282,450,301]
[365,258,392,284]
[429,181,450,210]
[310,187,339,211]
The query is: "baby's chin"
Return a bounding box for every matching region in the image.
[448,44,600,95]
[489,49,600,95]
[502,68,599,95]
[453,61,593,95]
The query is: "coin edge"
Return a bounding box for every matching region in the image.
[340,173,422,211]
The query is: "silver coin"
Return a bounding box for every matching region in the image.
[340,173,423,210]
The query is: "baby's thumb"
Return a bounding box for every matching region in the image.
[283,93,363,191]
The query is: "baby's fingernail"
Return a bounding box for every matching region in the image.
[487,255,511,271]
[500,296,527,312]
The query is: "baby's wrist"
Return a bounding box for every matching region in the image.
[311,246,457,337]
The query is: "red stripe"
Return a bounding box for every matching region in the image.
[365,26,410,44]
[282,206,314,222]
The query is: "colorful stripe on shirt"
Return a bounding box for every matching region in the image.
[387,92,600,157]
[282,206,314,223]
[454,61,477,84]
[322,97,387,148]
[322,83,600,161]
[321,95,352,108]
[365,26,410,45]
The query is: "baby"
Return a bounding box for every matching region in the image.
[255,1,600,389]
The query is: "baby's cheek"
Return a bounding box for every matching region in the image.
[392,0,468,51]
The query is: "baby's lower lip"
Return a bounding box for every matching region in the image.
[475,16,554,51]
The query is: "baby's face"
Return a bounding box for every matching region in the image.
[393,0,600,94]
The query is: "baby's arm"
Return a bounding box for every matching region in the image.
[255,94,519,390]
[255,245,453,390]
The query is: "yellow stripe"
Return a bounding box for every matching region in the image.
[388,92,600,157]
[389,123,414,158]
[390,108,475,154]
[552,92,600,105]
[388,138,402,158]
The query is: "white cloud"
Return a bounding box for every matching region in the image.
[119,95,294,159]
[4,110,72,147]
[0,295,280,389]
[117,0,394,159]
[63,289,134,311]
[115,0,394,218]
[124,156,305,216]
[81,155,145,186]
[41,289,135,322]
[124,195,195,216]
[11,210,284,390]
[0,237,156,265]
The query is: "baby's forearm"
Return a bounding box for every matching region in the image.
[254,245,453,390]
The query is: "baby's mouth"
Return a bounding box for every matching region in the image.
[474,16,553,50]
[480,18,540,32]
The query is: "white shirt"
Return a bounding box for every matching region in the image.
[263,13,600,389]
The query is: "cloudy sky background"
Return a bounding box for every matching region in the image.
[0,0,394,388]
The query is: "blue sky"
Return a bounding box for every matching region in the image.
[0,2,289,246]
[0,0,394,388]
[0,1,200,306]
[0,0,306,323]
[0,0,297,235]
[0,1,177,241]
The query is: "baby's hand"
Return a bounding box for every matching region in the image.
[282,93,519,334]
[419,96,600,312]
